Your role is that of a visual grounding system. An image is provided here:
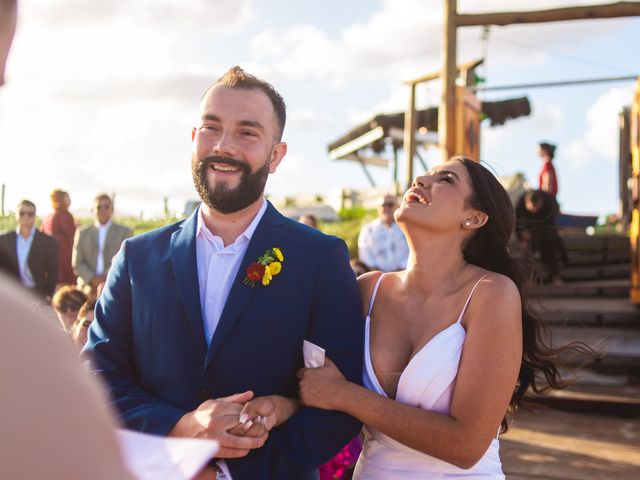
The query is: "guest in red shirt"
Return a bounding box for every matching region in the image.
[41,189,77,287]
[537,142,558,198]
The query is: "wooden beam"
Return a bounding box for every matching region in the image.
[404,83,417,189]
[457,2,640,27]
[440,0,457,162]
[404,58,483,85]
[328,126,385,161]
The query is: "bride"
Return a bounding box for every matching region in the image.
[297,156,574,478]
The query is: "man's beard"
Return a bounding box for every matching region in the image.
[192,155,270,214]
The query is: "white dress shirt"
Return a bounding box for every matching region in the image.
[95,219,112,276]
[357,219,409,272]
[195,200,268,480]
[16,227,36,288]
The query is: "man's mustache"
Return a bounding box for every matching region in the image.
[201,156,250,174]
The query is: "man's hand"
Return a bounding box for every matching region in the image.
[237,395,300,431]
[168,391,268,458]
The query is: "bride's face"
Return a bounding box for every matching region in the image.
[396,160,477,234]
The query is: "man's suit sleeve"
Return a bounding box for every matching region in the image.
[229,237,364,479]
[84,241,187,434]
[72,229,93,284]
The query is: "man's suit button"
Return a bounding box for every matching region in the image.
[198,388,210,401]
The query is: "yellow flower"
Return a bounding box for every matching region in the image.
[262,264,273,286]
[273,248,284,262]
[270,261,282,275]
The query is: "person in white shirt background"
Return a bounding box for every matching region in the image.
[357,194,409,272]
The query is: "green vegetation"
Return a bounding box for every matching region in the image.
[321,207,376,258]
[3,208,629,257]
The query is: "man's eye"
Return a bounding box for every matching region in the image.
[241,130,257,137]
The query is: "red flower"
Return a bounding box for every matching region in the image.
[245,262,265,282]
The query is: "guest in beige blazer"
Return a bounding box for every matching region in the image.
[72,193,133,292]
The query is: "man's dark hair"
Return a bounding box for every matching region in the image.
[93,193,112,205]
[539,142,556,159]
[17,199,36,212]
[206,66,286,141]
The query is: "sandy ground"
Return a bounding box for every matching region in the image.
[501,409,640,479]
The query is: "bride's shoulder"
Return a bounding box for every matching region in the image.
[357,270,383,301]
[468,270,521,313]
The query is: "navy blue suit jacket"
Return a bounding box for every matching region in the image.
[85,202,364,479]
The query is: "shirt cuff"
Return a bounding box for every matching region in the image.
[217,460,233,479]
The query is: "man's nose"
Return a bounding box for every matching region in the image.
[211,131,237,158]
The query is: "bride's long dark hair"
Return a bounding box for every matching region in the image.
[455,155,587,432]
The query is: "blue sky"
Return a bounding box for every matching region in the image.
[0,0,638,217]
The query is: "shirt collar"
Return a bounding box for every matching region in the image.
[196,198,268,246]
[95,219,113,230]
[16,227,36,240]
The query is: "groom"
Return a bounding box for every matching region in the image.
[84,67,364,479]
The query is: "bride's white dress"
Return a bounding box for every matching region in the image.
[353,274,505,479]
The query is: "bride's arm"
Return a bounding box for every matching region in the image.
[298,274,522,469]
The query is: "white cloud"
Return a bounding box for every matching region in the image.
[288,108,335,129]
[248,0,627,87]
[26,0,255,30]
[565,86,634,167]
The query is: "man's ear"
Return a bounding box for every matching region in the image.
[268,142,287,174]
[191,127,197,141]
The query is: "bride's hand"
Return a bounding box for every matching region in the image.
[297,357,348,411]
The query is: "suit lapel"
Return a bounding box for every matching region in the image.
[170,210,207,353]
[88,226,99,266]
[6,232,19,273]
[27,231,40,272]
[204,202,287,368]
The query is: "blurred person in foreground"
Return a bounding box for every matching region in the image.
[41,188,77,287]
[72,193,132,294]
[51,285,87,332]
[357,194,409,272]
[0,1,133,478]
[0,199,58,301]
[84,66,363,479]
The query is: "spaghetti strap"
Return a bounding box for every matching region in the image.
[456,274,489,324]
[366,273,385,317]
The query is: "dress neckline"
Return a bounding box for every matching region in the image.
[365,315,465,400]
[365,272,487,400]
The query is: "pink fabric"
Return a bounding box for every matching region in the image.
[319,436,362,480]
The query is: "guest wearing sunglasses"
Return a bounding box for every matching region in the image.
[51,286,87,332]
[72,193,132,294]
[0,199,58,301]
[357,194,409,272]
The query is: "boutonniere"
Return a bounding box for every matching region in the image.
[244,247,284,287]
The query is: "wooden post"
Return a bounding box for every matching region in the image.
[404,82,417,189]
[440,0,457,162]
